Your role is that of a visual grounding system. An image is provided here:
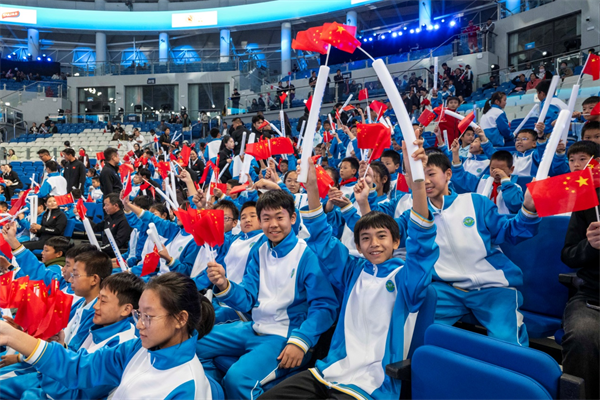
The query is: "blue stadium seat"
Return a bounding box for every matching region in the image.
[64,219,76,238]
[387,323,584,399]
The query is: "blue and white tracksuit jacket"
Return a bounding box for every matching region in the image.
[509,140,569,177]
[198,230,338,398]
[37,172,67,198]
[451,164,524,214]
[480,105,513,147]
[397,191,540,290]
[22,332,212,400]
[301,205,438,400]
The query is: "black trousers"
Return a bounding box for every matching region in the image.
[562,291,599,400]
[259,370,355,400]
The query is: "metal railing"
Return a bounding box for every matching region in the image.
[0,80,67,107]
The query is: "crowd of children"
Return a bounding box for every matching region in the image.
[0,74,598,400]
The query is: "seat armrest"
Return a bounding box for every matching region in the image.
[385,359,411,381]
[559,373,585,400]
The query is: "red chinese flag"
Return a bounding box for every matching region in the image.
[121,173,133,199]
[370,100,386,117]
[322,131,334,143]
[54,193,74,206]
[343,105,356,112]
[356,123,388,149]
[527,168,600,217]
[457,111,475,134]
[34,283,73,340]
[0,235,13,260]
[418,109,437,127]
[169,153,178,162]
[9,189,30,216]
[269,137,294,155]
[279,92,288,105]
[258,120,270,130]
[79,149,85,157]
[305,96,313,112]
[245,141,270,160]
[311,155,322,164]
[180,145,191,166]
[14,284,47,336]
[141,246,161,277]
[86,193,92,202]
[421,98,431,107]
[320,22,361,54]
[587,158,600,188]
[0,271,14,308]
[119,163,134,180]
[75,198,87,220]
[198,160,215,184]
[304,26,330,54]
[590,102,600,116]
[7,275,29,308]
[96,152,105,161]
[582,54,600,81]
[157,162,171,180]
[229,183,249,195]
[315,165,335,198]
[210,182,227,196]
[201,209,225,247]
[370,128,392,161]
[358,88,369,101]
[396,174,410,193]
[292,30,328,54]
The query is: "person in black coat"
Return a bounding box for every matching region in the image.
[1,164,22,200]
[23,196,68,251]
[230,118,251,155]
[90,193,133,257]
[218,136,235,183]
[189,150,205,178]
[99,147,122,197]
[62,148,86,191]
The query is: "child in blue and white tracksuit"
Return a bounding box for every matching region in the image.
[480,103,513,147]
[197,193,338,399]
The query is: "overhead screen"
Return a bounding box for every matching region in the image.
[0,0,382,31]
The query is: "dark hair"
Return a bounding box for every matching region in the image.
[341,157,360,174]
[71,189,82,199]
[256,190,296,221]
[353,211,401,246]
[65,243,98,259]
[145,272,215,338]
[535,79,551,95]
[63,148,76,157]
[426,152,452,172]
[323,167,340,188]
[567,140,600,159]
[490,150,514,168]
[582,96,599,107]
[45,160,59,172]
[240,201,257,215]
[74,250,113,281]
[252,115,264,125]
[88,167,96,176]
[582,121,600,139]
[104,147,119,161]
[92,176,101,183]
[216,199,239,221]
[150,203,169,219]
[37,149,50,156]
[138,168,152,179]
[446,96,460,104]
[381,149,401,166]
[227,179,240,187]
[105,193,123,209]
[370,161,391,194]
[483,92,506,114]
[101,272,145,309]
[209,128,220,138]
[44,236,72,257]
[517,128,537,141]
[133,195,153,210]
[219,135,233,151]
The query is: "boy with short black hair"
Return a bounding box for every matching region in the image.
[339,157,359,197]
[581,121,600,144]
[199,190,338,399]
[262,139,438,400]
[577,96,599,123]
[451,146,524,214]
[381,149,401,196]
[438,96,462,144]
[90,176,103,202]
[355,151,541,346]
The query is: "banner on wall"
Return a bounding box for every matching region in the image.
[172,10,218,28]
[0,7,37,25]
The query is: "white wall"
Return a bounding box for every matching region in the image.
[494,0,600,70]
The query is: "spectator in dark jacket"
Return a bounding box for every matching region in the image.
[1,163,22,200]
[23,196,68,250]
[99,147,122,197]
[230,118,250,155]
[90,193,133,257]
[62,148,86,191]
